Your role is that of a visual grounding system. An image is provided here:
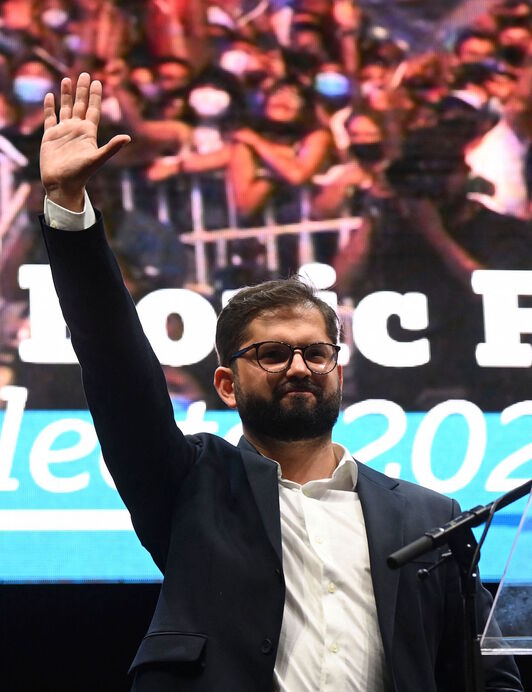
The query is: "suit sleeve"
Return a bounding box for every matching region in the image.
[40,211,195,571]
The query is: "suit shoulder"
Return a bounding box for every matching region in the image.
[357,461,457,512]
[186,431,241,459]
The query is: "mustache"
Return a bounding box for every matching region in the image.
[275,380,322,397]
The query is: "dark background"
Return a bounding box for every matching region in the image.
[1,582,531,691]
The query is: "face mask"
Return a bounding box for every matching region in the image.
[220,50,250,76]
[360,81,382,98]
[349,142,385,163]
[499,44,527,66]
[189,87,230,118]
[13,76,53,104]
[314,72,351,98]
[42,8,68,29]
[63,34,81,52]
[138,83,160,101]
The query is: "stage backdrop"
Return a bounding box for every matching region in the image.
[0,0,531,583]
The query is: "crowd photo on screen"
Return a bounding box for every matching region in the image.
[0,0,532,411]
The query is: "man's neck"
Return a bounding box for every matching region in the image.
[243,430,338,484]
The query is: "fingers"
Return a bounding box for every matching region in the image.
[95,134,131,167]
[59,77,72,121]
[43,92,57,132]
[86,80,103,127]
[72,72,91,119]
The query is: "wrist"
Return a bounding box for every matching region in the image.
[45,186,85,213]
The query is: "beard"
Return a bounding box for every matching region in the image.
[234,377,342,442]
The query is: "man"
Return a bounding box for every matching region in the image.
[39,74,522,691]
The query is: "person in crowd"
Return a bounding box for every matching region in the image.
[312,109,392,266]
[453,28,498,64]
[229,76,332,273]
[145,67,244,180]
[485,58,519,107]
[497,20,532,69]
[465,65,532,219]
[0,0,39,59]
[313,60,354,152]
[220,36,287,116]
[69,0,134,67]
[143,66,246,268]
[4,57,59,167]
[229,77,331,214]
[337,112,532,408]
[37,72,523,692]
[144,0,209,67]
[314,109,391,204]
[205,0,284,47]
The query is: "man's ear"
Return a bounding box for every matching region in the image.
[338,363,343,389]
[214,366,237,408]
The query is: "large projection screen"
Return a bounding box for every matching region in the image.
[0,0,531,582]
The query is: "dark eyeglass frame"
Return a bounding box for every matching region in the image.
[230,340,341,374]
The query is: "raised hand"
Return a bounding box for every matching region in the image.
[40,73,130,211]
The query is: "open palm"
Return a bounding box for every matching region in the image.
[40,73,130,204]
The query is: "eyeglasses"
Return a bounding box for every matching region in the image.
[230,341,340,374]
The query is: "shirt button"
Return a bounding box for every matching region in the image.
[315,536,323,544]
[330,643,339,654]
[261,638,273,655]
[327,582,337,593]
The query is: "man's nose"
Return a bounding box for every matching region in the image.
[286,350,311,376]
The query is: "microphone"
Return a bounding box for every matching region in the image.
[387,507,482,569]
[387,478,532,570]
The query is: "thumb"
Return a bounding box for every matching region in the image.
[95,134,131,167]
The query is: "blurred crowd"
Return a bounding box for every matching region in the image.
[1,0,532,408]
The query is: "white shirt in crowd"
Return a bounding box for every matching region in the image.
[466,117,529,220]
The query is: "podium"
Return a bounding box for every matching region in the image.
[481,488,532,656]
[388,480,532,691]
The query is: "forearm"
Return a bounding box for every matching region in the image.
[251,137,310,185]
[339,32,359,78]
[181,146,230,173]
[402,201,483,286]
[38,74,188,564]
[234,176,273,216]
[116,88,188,145]
[230,143,273,215]
[312,181,351,218]
[419,222,482,284]
[41,213,192,566]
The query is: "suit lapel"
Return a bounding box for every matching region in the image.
[238,439,283,565]
[236,440,406,658]
[356,463,404,669]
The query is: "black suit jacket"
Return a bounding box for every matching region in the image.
[41,214,522,692]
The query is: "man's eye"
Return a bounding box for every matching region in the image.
[305,345,329,363]
[260,346,289,363]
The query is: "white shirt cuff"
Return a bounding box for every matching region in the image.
[43,191,97,231]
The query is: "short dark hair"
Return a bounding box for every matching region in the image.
[453,29,495,56]
[215,277,339,367]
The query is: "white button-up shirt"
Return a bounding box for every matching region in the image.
[273,444,390,692]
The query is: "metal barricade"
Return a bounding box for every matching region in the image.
[0,137,30,255]
[117,166,364,286]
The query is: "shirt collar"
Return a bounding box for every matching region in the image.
[239,437,358,491]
